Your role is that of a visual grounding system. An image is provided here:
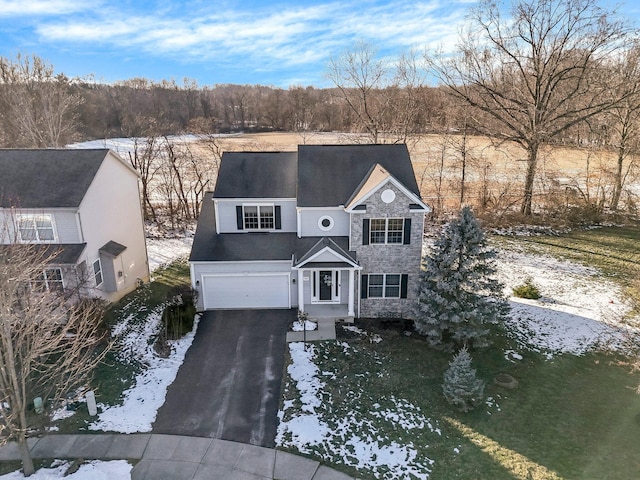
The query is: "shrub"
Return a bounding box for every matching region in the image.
[443,346,485,412]
[512,277,541,299]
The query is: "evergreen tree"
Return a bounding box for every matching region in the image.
[414,206,509,349]
[443,346,485,412]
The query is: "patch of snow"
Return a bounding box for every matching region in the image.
[342,325,366,335]
[89,312,200,433]
[146,235,193,273]
[0,460,131,480]
[504,350,523,362]
[496,247,632,356]
[278,342,435,479]
[292,320,317,332]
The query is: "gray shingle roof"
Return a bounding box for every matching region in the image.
[0,149,111,208]
[213,151,297,198]
[189,192,354,263]
[297,144,420,207]
[0,243,87,265]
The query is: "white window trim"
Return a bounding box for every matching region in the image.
[243,203,275,231]
[318,215,334,232]
[368,273,401,298]
[311,270,340,304]
[32,267,65,292]
[16,213,58,243]
[370,218,404,245]
[92,258,103,287]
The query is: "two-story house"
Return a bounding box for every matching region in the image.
[189,144,430,319]
[0,149,150,303]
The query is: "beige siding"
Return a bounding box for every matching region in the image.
[78,151,149,302]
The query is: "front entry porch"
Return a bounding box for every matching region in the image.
[304,303,354,321]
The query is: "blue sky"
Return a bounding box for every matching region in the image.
[0,0,638,88]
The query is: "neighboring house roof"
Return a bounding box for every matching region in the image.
[99,241,127,258]
[213,151,298,198]
[297,144,420,207]
[0,243,87,265]
[0,149,112,208]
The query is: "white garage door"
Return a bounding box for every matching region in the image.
[202,274,290,309]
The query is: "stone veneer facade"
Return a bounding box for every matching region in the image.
[351,182,424,319]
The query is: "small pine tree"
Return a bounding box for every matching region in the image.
[414,206,509,349]
[443,346,485,412]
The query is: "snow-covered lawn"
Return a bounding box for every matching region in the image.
[0,460,131,480]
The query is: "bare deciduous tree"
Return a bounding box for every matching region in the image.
[0,54,82,147]
[0,241,108,476]
[428,0,632,215]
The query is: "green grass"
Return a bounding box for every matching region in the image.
[281,326,640,480]
[53,260,191,433]
[492,225,640,313]
[280,227,640,479]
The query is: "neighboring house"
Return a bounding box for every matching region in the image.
[189,144,430,319]
[0,149,150,303]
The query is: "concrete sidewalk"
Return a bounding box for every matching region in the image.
[0,434,355,480]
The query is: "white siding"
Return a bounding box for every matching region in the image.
[299,208,350,237]
[215,199,297,233]
[78,152,149,302]
[191,260,294,310]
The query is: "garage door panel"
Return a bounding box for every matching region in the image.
[203,274,289,309]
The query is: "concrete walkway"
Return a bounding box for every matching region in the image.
[0,434,355,480]
[286,319,336,342]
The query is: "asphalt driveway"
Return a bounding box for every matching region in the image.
[152,309,294,447]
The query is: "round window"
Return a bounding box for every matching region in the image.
[381,188,396,204]
[318,215,334,231]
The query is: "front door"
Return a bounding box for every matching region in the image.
[319,270,333,301]
[313,270,339,303]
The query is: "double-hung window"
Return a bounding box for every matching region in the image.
[238,204,279,230]
[17,214,56,242]
[368,274,401,298]
[93,259,103,287]
[361,273,408,299]
[32,268,64,293]
[369,218,405,244]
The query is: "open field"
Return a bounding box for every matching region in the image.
[196,132,627,212]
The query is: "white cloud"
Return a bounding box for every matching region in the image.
[33,0,470,72]
[0,0,96,16]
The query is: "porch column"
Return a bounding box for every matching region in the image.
[348,269,355,316]
[297,269,305,313]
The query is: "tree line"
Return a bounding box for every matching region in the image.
[1,0,639,223]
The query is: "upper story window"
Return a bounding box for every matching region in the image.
[236,204,281,231]
[17,214,56,243]
[244,205,274,230]
[370,218,405,244]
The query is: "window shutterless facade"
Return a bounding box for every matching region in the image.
[32,268,64,292]
[16,214,56,243]
[92,259,103,287]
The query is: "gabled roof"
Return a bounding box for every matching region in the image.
[345,162,431,212]
[214,151,297,198]
[296,144,421,207]
[0,149,112,208]
[294,237,358,267]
